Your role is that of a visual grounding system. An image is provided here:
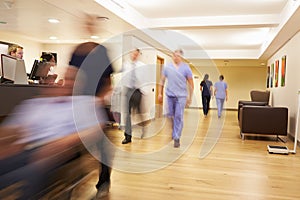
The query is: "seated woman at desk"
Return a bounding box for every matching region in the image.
[40,53,58,84]
[40,53,56,76]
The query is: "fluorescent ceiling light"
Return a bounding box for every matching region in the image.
[90,35,99,39]
[49,36,58,40]
[48,18,60,24]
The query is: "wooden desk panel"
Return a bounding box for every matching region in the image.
[0,84,64,117]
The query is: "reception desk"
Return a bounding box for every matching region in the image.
[0,84,65,118]
[0,92,103,199]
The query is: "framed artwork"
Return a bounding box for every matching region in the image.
[270,63,274,88]
[267,65,270,88]
[281,55,286,87]
[275,60,279,87]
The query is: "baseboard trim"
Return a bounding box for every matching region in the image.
[188,107,238,111]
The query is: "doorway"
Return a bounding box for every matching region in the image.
[155,56,164,118]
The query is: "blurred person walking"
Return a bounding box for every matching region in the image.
[121,48,144,144]
[68,14,114,199]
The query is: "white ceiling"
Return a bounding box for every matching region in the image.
[0,0,300,64]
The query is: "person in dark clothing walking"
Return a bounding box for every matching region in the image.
[68,14,114,199]
[200,74,213,117]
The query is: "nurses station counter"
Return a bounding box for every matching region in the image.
[0,84,102,199]
[0,84,65,118]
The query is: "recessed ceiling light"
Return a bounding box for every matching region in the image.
[90,35,99,39]
[49,36,58,40]
[48,18,60,24]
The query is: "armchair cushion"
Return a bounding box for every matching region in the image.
[238,100,268,120]
[239,106,288,138]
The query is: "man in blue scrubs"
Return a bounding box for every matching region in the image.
[158,49,194,148]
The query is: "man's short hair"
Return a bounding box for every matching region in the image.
[8,45,23,55]
[174,49,184,56]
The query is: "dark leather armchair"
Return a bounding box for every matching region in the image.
[239,105,288,140]
[250,90,270,102]
[238,90,270,120]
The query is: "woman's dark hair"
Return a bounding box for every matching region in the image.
[41,53,54,62]
[219,75,224,80]
[203,74,209,81]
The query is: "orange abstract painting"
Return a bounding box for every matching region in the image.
[275,60,279,87]
[281,55,286,87]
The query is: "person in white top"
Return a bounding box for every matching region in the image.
[122,48,144,144]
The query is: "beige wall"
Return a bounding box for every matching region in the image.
[193,62,267,109]
[268,31,300,138]
[217,66,267,109]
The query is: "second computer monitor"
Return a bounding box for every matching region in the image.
[29,60,51,80]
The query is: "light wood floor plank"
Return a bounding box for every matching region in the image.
[70,109,300,200]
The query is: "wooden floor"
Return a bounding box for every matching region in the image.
[70,109,300,200]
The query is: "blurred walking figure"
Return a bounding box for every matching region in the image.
[158,49,194,148]
[68,14,114,199]
[214,75,228,118]
[200,74,213,117]
[121,48,144,144]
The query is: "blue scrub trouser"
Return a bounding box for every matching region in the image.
[216,98,225,117]
[166,96,186,140]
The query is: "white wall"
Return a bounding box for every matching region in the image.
[0,43,9,77]
[0,31,42,72]
[268,31,300,139]
[0,43,8,55]
[41,43,77,81]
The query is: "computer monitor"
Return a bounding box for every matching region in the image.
[0,54,28,84]
[29,60,51,80]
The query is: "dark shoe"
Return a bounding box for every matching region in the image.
[122,137,131,144]
[122,134,132,144]
[96,182,110,199]
[174,139,180,148]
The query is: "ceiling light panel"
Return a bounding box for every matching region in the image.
[48,18,60,23]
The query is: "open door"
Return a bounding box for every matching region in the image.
[155,56,164,118]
